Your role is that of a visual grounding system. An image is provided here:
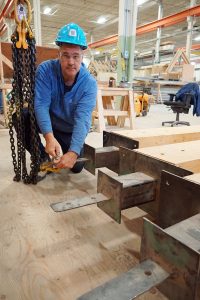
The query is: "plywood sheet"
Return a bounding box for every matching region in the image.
[135,140,200,172]
[185,172,200,184]
[0,130,167,300]
[1,42,58,79]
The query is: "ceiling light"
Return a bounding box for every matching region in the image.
[194,35,200,41]
[43,7,52,15]
[97,16,107,24]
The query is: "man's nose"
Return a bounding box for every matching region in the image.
[68,56,74,64]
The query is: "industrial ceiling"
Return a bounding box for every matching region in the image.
[0,0,200,57]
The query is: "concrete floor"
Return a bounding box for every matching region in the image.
[133,103,200,129]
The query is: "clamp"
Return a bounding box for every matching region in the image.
[40,157,89,173]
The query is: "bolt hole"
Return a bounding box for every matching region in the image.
[145,270,152,276]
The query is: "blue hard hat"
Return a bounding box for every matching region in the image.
[55,23,87,49]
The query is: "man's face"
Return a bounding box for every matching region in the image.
[59,44,83,81]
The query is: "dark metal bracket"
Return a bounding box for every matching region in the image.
[84,132,139,175]
[78,215,200,300]
[158,170,200,228]
[84,144,119,174]
[103,130,139,149]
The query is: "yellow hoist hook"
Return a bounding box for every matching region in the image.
[14,0,33,49]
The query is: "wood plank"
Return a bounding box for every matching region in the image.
[2,54,13,69]
[100,87,130,91]
[103,96,116,125]
[112,126,200,148]
[101,89,130,96]
[117,95,129,127]
[103,110,128,116]
[135,140,200,172]
[0,42,4,82]
[178,160,200,174]
[1,88,8,122]
[96,89,106,132]
[128,90,135,129]
[0,130,167,300]
[184,172,200,184]
[0,83,12,89]
[0,42,58,79]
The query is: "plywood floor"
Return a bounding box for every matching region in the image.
[0,129,168,300]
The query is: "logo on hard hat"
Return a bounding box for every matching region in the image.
[69,29,77,37]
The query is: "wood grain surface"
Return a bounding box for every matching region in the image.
[0,129,167,300]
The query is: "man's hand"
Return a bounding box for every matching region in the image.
[44,132,61,158]
[55,151,78,169]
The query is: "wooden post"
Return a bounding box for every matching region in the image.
[128,90,135,129]
[96,88,106,132]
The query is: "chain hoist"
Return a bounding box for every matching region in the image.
[8,0,41,184]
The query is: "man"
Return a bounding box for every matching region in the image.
[34,23,97,173]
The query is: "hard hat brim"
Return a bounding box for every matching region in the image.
[55,40,87,50]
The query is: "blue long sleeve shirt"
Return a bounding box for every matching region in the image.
[34,59,97,155]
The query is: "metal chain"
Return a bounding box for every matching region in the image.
[8,29,41,184]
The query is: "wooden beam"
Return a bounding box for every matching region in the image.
[108,126,200,148]
[135,140,200,173]
[0,42,58,78]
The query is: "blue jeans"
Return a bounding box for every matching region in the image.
[12,108,84,173]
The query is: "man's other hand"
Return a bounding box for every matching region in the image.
[44,132,61,158]
[55,151,78,169]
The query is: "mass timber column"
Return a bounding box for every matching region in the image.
[117,0,138,83]
[33,0,42,45]
[186,0,196,60]
[154,0,163,64]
